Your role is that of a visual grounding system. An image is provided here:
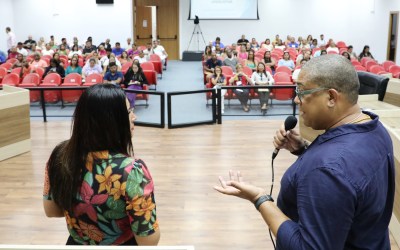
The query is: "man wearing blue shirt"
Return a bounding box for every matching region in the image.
[112,42,125,57]
[215,55,395,250]
[103,62,123,86]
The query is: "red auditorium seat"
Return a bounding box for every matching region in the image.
[275,66,292,76]
[388,65,400,78]
[121,61,133,75]
[19,73,41,102]
[368,65,387,75]
[149,54,163,78]
[0,67,7,83]
[40,73,62,103]
[0,73,20,87]
[0,62,13,70]
[83,73,103,86]
[354,65,367,72]
[382,61,395,72]
[61,73,83,103]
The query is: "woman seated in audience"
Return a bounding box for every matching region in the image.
[65,56,82,75]
[229,64,251,112]
[103,55,122,75]
[30,53,48,71]
[245,42,252,53]
[306,35,313,45]
[326,41,339,54]
[341,51,351,61]
[359,45,374,60]
[261,38,274,51]
[310,39,318,49]
[245,50,257,71]
[37,37,46,50]
[278,51,295,71]
[82,58,102,80]
[68,45,82,59]
[251,62,274,111]
[52,52,64,67]
[204,45,213,60]
[43,59,65,79]
[58,44,69,56]
[262,51,276,72]
[298,39,310,51]
[250,38,259,51]
[214,44,223,57]
[119,51,131,65]
[11,53,25,69]
[97,44,107,57]
[347,45,358,60]
[43,84,160,246]
[211,66,227,114]
[292,59,307,82]
[274,39,286,51]
[238,45,248,60]
[123,62,148,108]
[127,44,140,58]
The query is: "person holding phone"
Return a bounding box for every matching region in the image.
[229,64,251,112]
[123,62,148,108]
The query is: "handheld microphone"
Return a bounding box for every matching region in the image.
[272,116,298,159]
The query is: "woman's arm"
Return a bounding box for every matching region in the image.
[43,200,64,217]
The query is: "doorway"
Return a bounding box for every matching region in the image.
[134,0,179,60]
[387,12,399,62]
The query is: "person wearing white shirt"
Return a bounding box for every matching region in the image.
[318,34,326,47]
[125,38,133,50]
[326,41,339,54]
[251,62,274,111]
[16,42,28,57]
[133,51,148,64]
[68,45,82,59]
[42,44,55,56]
[143,43,153,60]
[5,27,16,52]
[152,40,168,66]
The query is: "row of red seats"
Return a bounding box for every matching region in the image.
[0,72,149,104]
[352,57,400,77]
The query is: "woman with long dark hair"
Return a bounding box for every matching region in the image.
[43,84,160,245]
[123,63,148,108]
[359,45,374,60]
[251,62,274,111]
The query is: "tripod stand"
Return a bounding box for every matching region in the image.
[187,24,206,51]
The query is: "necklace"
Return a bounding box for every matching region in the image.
[346,112,363,125]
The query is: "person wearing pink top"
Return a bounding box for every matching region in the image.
[238,45,248,60]
[30,53,48,70]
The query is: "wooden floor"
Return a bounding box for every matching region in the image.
[0,120,398,250]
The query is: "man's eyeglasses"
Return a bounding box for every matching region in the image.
[295,87,329,103]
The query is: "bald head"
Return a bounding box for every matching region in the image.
[298,55,360,104]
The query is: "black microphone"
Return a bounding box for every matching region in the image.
[272,116,298,159]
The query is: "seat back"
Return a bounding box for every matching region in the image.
[42,73,62,85]
[336,41,347,48]
[22,73,40,85]
[351,61,361,66]
[7,58,18,64]
[141,62,155,71]
[1,73,20,86]
[0,62,13,70]
[360,57,373,67]
[365,60,378,71]
[382,61,396,72]
[274,72,292,83]
[122,61,133,74]
[242,66,253,77]
[150,54,161,62]
[63,73,82,85]
[327,50,338,54]
[221,66,234,77]
[0,67,7,82]
[275,66,292,76]
[11,67,22,75]
[84,73,103,86]
[354,65,367,71]
[369,65,386,75]
[272,82,295,100]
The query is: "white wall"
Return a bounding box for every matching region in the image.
[180,0,400,62]
[9,0,133,49]
[0,0,15,52]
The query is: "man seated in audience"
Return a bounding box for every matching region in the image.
[143,42,153,59]
[326,41,339,54]
[82,40,97,57]
[59,38,70,50]
[82,58,103,80]
[7,47,19,60]
[16,42,28,57]
[30,53,48,70]
[133,50,148,64]
[274,39,286,51]
[204,52,222,81]
[296,50,312,65]
[152,40,168,66]
[318,34,326,47]
[250,38,260,51]
[100,48,113,66]
[11,53,26,69]
[223,49,238,72]
[103,62,123,85]
[287,37,299,49]
[212,37,225,49]
[99,38,112,50]
[72,37,81,50]
[49,35,57,46]
[125,38,133,50]
[347,45,357,60]
[23,35,36,49]
[237,35,249,46]
[112,42,125,57]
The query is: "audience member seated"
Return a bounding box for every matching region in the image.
[7,47,19,60]
[82,58,102,80]
[43,59,65,79]
[24,35,36,49]
[133,50,148,64]
[112,42,125,57]
[299,39,310,51]
[251,62,274,111]
[204,52,222,80]
[342,51,351,61]
[272,34,280,46]
[211,66,227,114]
[306,35,313,45]
[82,41,96,57]
[320,50,327,55]
[59,38,70,50]
[65,57,82,76]
[223,49,239,72]
[127,44,140,58]
[287,37,299,49]
[250,38,260,51]
[237,34,249,46]
[11,53,25,69]
[296,50,312,65]
[56,44,67,56]
[238,45,248,60]
[19,62,32,80]
[152,40,168,66]
[278,51,295,71]
[143,42,153,60]
[318,34,326,47]
[100,48,113,66]
[99,38,112,50]
[125,37,133,50]
[245,43,252,53]
[326,41,339,54]
[262,51,276,72]
[37,37,46,50]
[30,53,48,70]
[229,64,251,112]
[28,45,40,56]
[49,40,58,51]
[0,50,8,64]
[310,39,318,49]
[212,37,225,49]
[284,35,291,46]
[97,44,107,57]
[204,46,213,60]
[275,39,286,51]
[245,50,258,71]
[119,51,131,65]
[42,43,55,56]
[103,62,123,85]
[16,42,28,57]
[347,45,358,60]
[68,45,82,59]
[359,45,374,60]
[261,38,274,51]
[292,59,307,82]
[123,62,148,108]
[102,55,121,75]
[214,44,223,57]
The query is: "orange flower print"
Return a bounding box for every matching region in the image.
[65,211,79,230]
[86,151,109,172]
[78,220,104,243]
[95,165,121,193]
[132,196,156,222]
[110,181,126,200]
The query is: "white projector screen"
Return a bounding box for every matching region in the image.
[189,0,259,20]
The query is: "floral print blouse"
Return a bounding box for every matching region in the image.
[43,151,158,245]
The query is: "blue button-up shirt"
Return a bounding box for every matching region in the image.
[277,112,395,250]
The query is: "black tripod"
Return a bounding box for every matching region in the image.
[187,23,206,51]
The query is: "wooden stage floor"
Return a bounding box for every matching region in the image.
[0,120,398,250]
